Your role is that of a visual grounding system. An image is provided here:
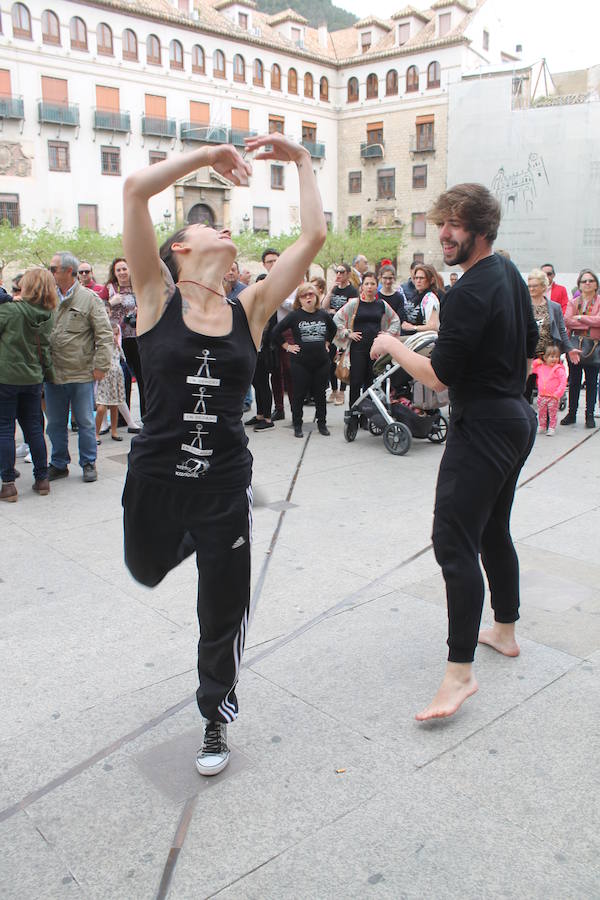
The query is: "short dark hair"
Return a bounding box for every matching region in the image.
[428,183,502,242]
[159,228,189,283]
[541,263,555,274]
[362,270,377,283]
[262,248,280,263]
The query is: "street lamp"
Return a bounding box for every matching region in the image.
[242,213,250,231]
[163,209,172,228]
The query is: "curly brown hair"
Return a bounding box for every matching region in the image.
[428,183,501,242]
[20,267,58,310]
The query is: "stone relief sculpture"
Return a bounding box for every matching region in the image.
[0,142,32,177]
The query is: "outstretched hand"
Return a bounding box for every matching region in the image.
[209,145,253,185]
[244,133,309,164]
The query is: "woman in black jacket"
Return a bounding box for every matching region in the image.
[272,283,336,437]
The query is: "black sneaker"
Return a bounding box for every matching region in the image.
[294,426,304,438]
[271,409,285,421]
[317,423,330,436]
[560,413,576,425]
[254,420,274,431]
[127,426,141,434]
[244,416,259,427]
[195,721,230,776]
[48,464,69,481]
[82,463,98,483]
[586,415,596,429]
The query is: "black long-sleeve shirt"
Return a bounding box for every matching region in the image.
[272,309,337,367]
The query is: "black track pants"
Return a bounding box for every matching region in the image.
[431,398,537,663]
[290,358,329,426]
[122,470,253,722]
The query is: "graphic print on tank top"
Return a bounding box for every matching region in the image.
[177,349,221,478]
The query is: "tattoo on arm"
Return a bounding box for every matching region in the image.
[159,260,176,313]
[182,297,190,313]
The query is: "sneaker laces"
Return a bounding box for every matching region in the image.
[201,721,227,757]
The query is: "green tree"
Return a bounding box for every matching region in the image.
[0,222,126,277]
[232,227,300,263]
[314,226,405,276]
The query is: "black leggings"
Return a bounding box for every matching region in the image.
[290,358,329,426]
[123,470,253,722]
[432,399,537,663]
[253,350,272,418]
[567,360,599,417]
[349,346,375,406]
[122,337,146,418]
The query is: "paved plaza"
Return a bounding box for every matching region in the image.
[1,401,599,899]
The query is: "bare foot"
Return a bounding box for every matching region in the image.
[415,663,478,722]
[478,623,520,657]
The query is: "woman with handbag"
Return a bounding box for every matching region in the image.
[333,272,400,408]
[562,269,600,428]
[105,257,146,419]
[525,268,580,404]
[0,267,57,502]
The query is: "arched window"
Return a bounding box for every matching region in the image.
[427,60,441,88]
[304,72,313,98]
[271,63,281,91]
[192,44,205,74]
[170,39,183,70]
[320,76,329,102]
[288,67,297,94]
[41,9,60,45]
[97,23,113,56]
[147,34,161,65]
[69,16,87,50]
[386,69,398,96]
[366,73,378,99]
[347,76,359,103]
[406,65,419,92]
[253,58,264,86]
[233,54,245,82]
[122,28,137,60]
[12,3,31,38]
[213,49,226,78]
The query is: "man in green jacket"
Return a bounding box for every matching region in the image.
[46,251,113,483]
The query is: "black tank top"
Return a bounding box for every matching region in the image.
[128,288,257,491]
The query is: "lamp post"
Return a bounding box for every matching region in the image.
[163,209,172,229]
[242,213,250,232]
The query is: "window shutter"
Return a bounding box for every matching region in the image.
[145,94,166,117]
[95,85,119,111]
[231,107,249,130]
[190,101,209,124]
[41,76,68,104]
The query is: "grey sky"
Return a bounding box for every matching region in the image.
[337,0,598,74]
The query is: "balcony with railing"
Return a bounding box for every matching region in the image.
[360,141,385,160]
[409,134,435,154]
[301,140,325,159]
[0,95,25,120]
[94,109,131,133]
[38,101,80,126]
[180,123,228,143]
[141,115,177,138]
[229,127,258,147]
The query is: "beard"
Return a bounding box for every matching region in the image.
[442,231,476,266]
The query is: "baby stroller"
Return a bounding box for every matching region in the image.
[343,332,449,456]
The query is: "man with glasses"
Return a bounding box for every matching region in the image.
[46,251,112,483]
[540,263,568,313]
[323,263,358,404]
[77,262,108,302]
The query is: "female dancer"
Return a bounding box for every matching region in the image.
[122,135,325,775]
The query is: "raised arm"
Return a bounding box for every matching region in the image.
[122,145,251,331]
[240,135,326,334]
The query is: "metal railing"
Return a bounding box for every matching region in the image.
[301,140,325,159]
[409,134,435,153]
[0,95,24,120]
[360,141,384,159]
[94,109,131,132]
[38,101,80,126]
[141,115,177,138]
[180,123,228,142]
[229,128,258,147]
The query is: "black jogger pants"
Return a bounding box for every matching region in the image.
[122,470,253,722]
[432,397,537,663]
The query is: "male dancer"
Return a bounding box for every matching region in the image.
[371,184,539,721]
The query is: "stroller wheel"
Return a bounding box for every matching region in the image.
[427,414,448,443]
[383,421,411,456]
[368,419,384,436]
[344,417,359,442]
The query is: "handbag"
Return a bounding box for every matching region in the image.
[334,305,358,384]
[571,333,600,366]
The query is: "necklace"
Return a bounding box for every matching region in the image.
[177,279,227,300]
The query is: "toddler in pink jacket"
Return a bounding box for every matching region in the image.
[532,345,567,435]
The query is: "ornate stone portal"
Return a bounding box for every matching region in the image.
[174,168,231,229]
[0,142,32,177]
